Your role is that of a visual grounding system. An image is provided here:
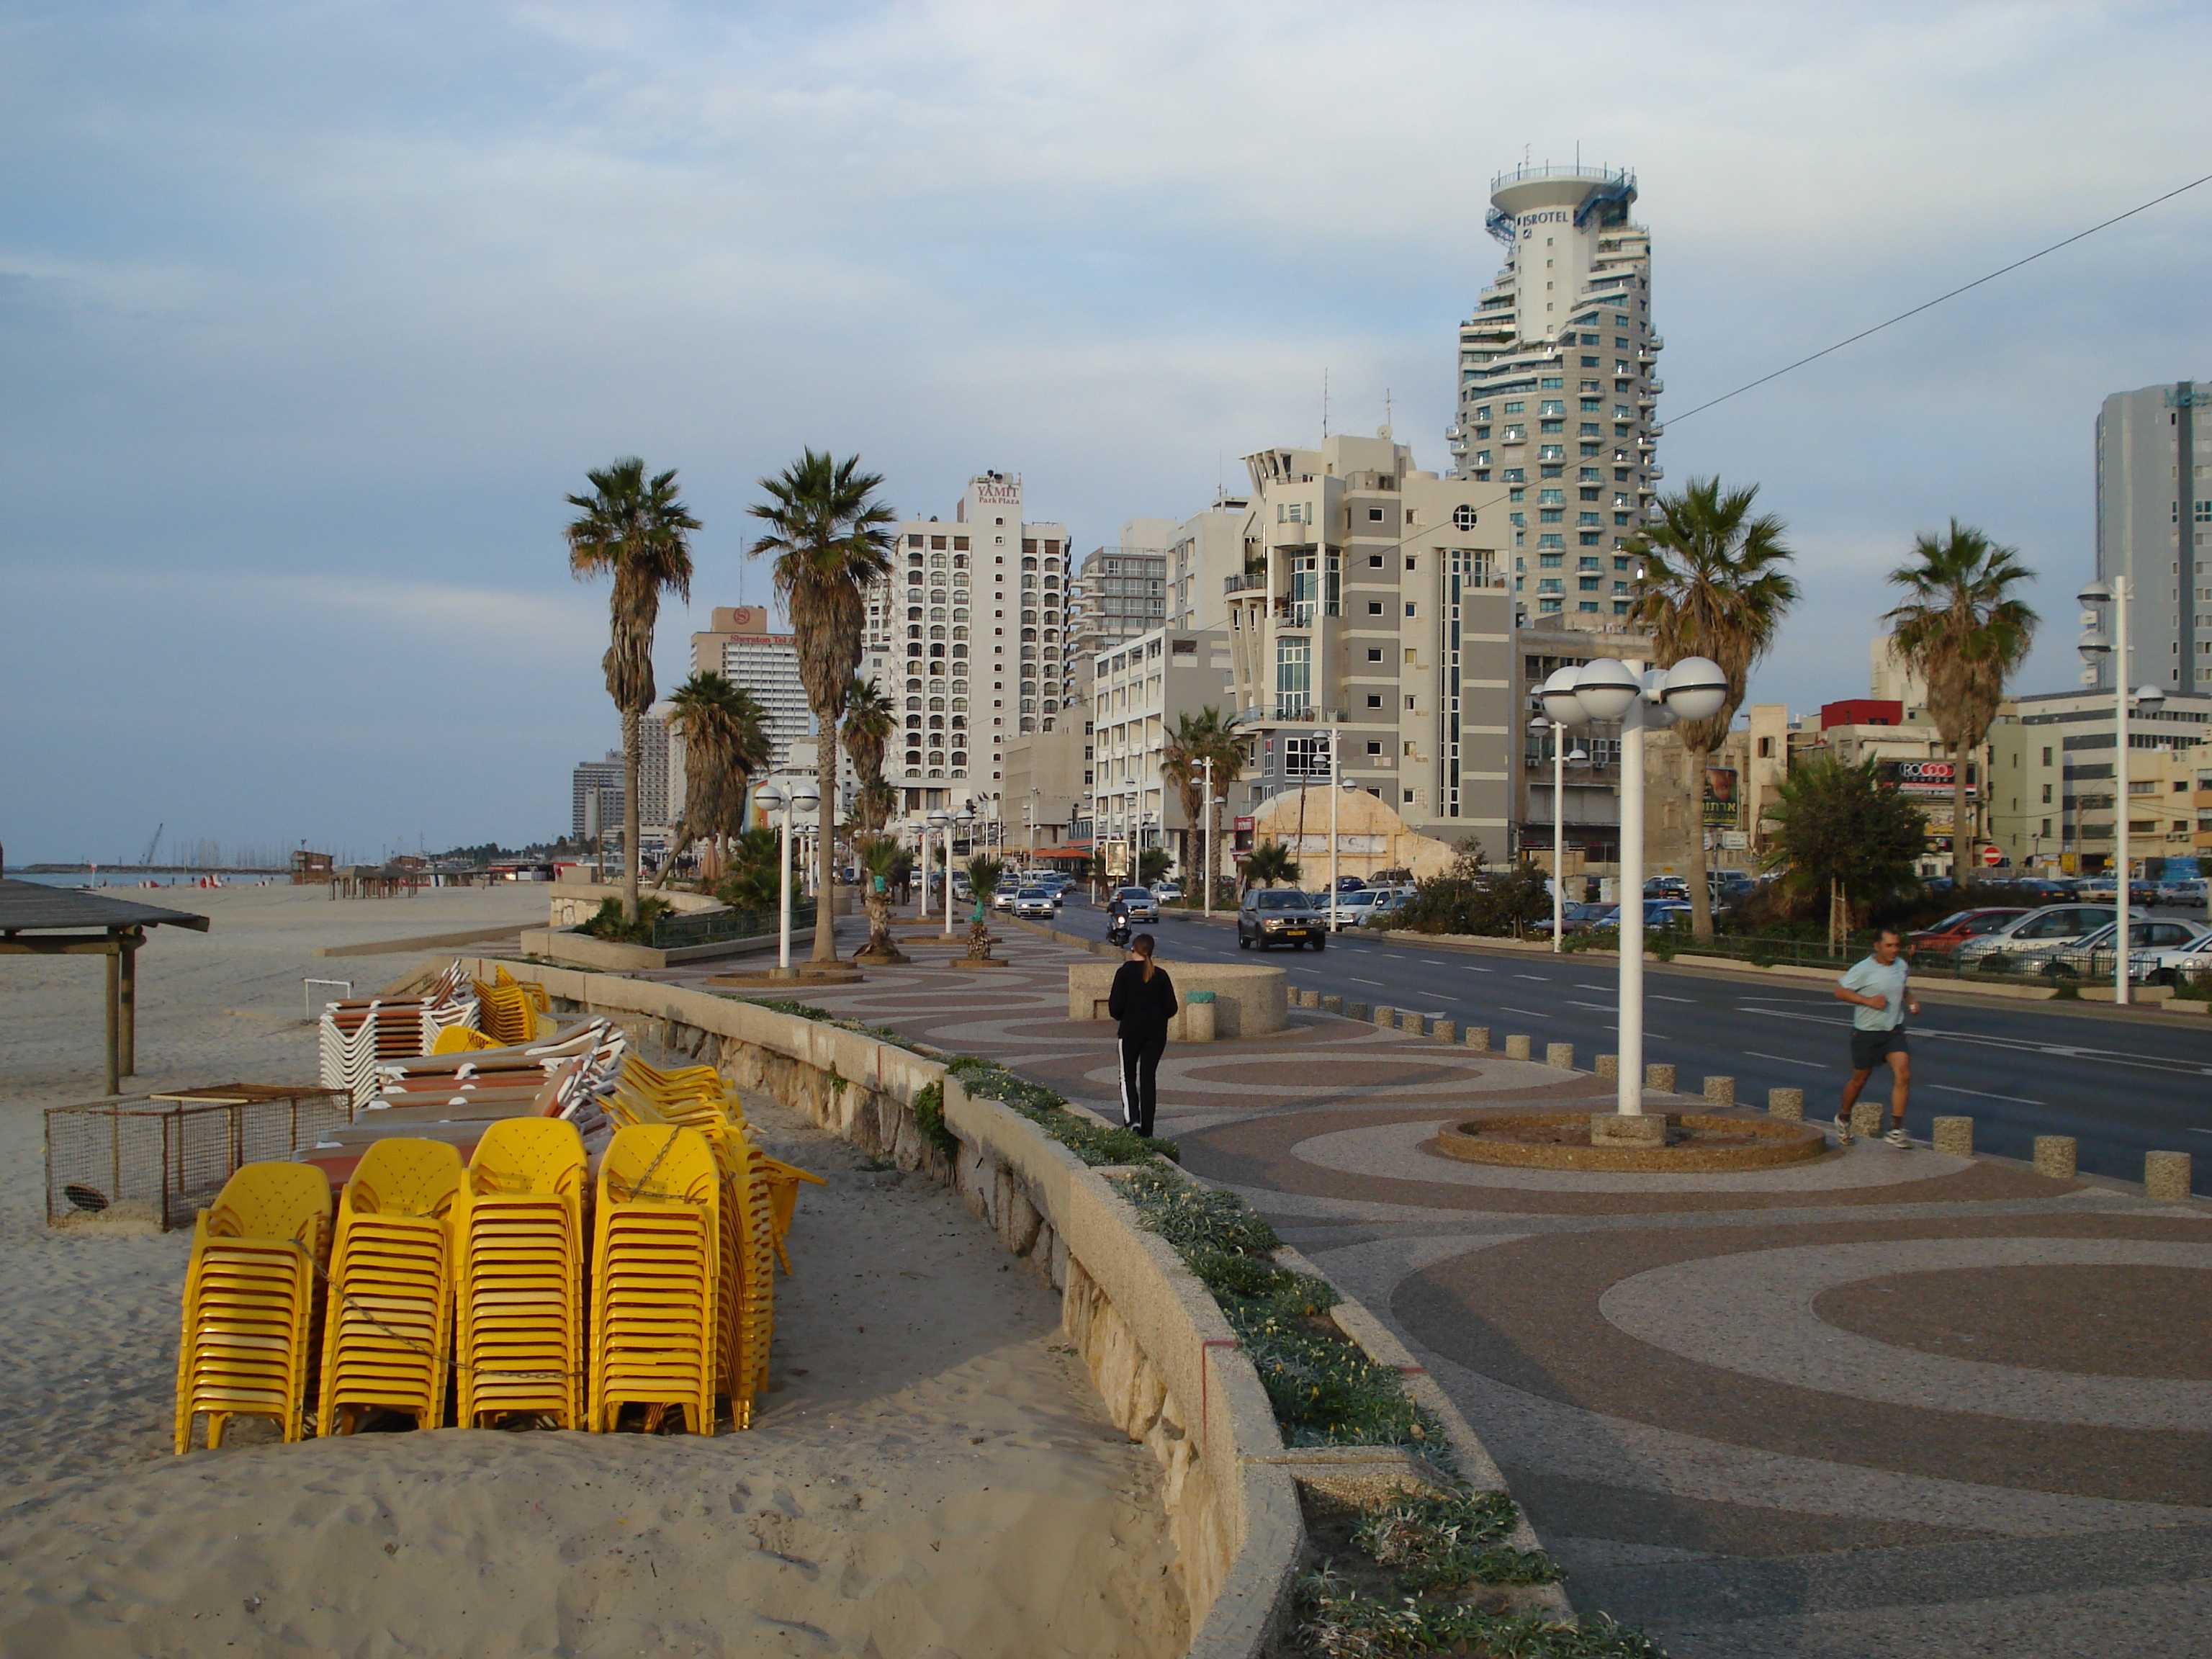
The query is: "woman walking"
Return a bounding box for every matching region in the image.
[1107,932,1179,1137]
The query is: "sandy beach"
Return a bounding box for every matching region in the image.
[0,888,1185,1658]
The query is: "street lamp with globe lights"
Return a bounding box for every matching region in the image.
[2077,578,2164,1004]
[755,776,818,974]
[1544,655,1728,1120]
[945,804,975,936]
[925,808,950,932]
[1529,704,1590,953]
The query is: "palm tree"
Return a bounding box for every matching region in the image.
[1241,840,1302,891]
[655,672,770,890]
[747,451,897,962]
[1161,706,1244,892]
[1883,521,2039,884]
[1761,754,1928,950]
[841,675,896,832]
[567,458,701,922]
[852,834,909,965]
[1629,477,1799,944]
[713,827,788,914]
[961,855,1004,962]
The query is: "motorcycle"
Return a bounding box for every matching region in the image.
[1106,917,1132,950]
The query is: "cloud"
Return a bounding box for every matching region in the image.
[2,1,2208,855]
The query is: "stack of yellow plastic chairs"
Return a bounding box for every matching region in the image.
[455,1119,588,1429]
[316,1139,462,1435]
[471,966,552,1048]
[590,1124,719,1434]
[174,1164,333,1452]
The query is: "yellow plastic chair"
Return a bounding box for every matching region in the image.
[457,1118,587,1429]
[318,1138,462,1435]
[757,1157,827,1274]
[590,1125,719,1435]
[432,1025,501,1055]
[174,1163,333,1453]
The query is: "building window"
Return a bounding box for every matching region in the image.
[1452,504,1478,529]
[1367,508,1385,522]
[1366,693,1384,709]
[1367,648,1383,662]
[1368,601,1385,615]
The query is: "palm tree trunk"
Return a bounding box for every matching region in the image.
[652,827,688,891]
[1951,752,1969,886]
[1829,877,1845,953]
[813,740,838,962]
[1686,745,1715,945]
[621,707,642,922]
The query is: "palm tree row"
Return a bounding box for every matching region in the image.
[1161,706,1246,899]
[568,449,894,956]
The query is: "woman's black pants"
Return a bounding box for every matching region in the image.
[1118,1030,1167,1136]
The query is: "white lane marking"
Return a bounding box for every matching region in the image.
[1496,1006,1553,1019]
[1653,994,1696,1004]
[1745,1051,1826,1071]
[1465,966,1494,973]
[2188,1127,2212,1136]
[1573,984,1610,992]
[1349,977,1383,986]
[1516,974,1549,981]
[1422,959,1453,966]
[1565,1001,1616,1012]
[1930,1084,2044,1106]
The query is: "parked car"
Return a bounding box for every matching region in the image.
[1320,889,1387,930]
[2076,876,2159,905]
[1331,875,1368,893]
[1953,904,2118,972]
[1011,886,1057,921]
[1111,886,1160,924]
[2033,916,2210,978]
[1238,888,1324,950]
[2133,930,2212,986]
[1591,900,1694,930]
[992,883,1021,911]
[2155,877,2207,908]
[2010,877,2080,902]
[1150,881,1184,903]
[1531,901,1614,938]
[1907,907,2032,963]
[1645,876,1689,899]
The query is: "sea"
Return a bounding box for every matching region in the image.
[4,871,281,889]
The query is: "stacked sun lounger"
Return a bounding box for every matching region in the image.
[317,964,479,1107]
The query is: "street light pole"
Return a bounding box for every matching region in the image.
[2078,577,2164,1006]
[947,804,974,938]
[1545,656,1727,1118]
[1328,719,1341,934]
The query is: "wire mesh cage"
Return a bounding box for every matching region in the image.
[45,1085,353,1231]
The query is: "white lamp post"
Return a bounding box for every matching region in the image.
[912,816,932,920]
[927,808,950,934]
[1530,703,1589,953]
[1545,655,1727,1118]
[756,778,817,974]
[2077,579,2163,1005]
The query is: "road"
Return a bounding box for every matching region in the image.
[1062,896,2212,1195]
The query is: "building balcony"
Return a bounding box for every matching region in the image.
[1646,335,1664,350]
[1223,571,1268,595]
[1645,377,1663,395]
[1636,434,1658,451]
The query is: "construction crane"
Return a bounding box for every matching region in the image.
[140,823,163,868]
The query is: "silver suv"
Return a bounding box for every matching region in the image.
[1238,888,1324,950]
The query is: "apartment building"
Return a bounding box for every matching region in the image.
[2095,381,2211,691]
[859,472,1070,813]
[1514,611,1652,866]
[570,752,623,842]
[689,606,811,772]
[1090,626,1234,879]
[1987,688,2212,873]
[1218,434,1514,849]
[1068,535,1168,665]
[1448,164,1663,617]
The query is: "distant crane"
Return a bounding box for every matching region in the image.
[140,823,163,868]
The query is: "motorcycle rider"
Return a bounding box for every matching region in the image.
[1106,889,1131,945]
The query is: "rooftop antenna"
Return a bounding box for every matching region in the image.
[1384,387,1393,439]
[1322,367,1329,439]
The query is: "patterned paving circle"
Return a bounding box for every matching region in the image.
[1079,1049,1551,1100]
[1598,1238,2212,1429]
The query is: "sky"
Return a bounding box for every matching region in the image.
[4,1,2208,863]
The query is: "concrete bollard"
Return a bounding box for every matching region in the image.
[1321,994,1344,1015]
[1645,1063,1676,1092]
[2145,1150,2193,1201]
[1768,1087,1804,1120]
[1505,1034,1533,1060]
[1850,1102,1883,1140]
[1431,1019,1457,1045]
[1374,1005,1395,1030]
[1293,986,1315,1008]
[1400,1012,1426,1035]
[1547,1042,1576,1071]
[2034,1135,2078,1180]
[1464,1026,1491,1052]
[1932,1115,1973,1156]
[1348,1002,1370,1022]
[1703,1076,1735,1107]
[1182,997,1217,1043]
[1596,1053,1619,1080]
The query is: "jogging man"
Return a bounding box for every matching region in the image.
[1833,927,1920,1147]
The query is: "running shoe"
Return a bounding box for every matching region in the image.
[1833,1113,1854,1146]
[1884,1128,1911,1149]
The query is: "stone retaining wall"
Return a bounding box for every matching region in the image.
[454,955,1557,1657]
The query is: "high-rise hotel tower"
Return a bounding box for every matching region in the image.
[2095,382,2210,691]
[1447,164,1662,621]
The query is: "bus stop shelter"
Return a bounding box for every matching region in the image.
[0,878,210,1094]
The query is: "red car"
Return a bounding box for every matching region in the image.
[1908,907,2030,962]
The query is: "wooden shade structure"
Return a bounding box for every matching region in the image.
[0,878,210,1094]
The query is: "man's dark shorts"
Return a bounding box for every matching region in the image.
[1849,1028,1910,1072]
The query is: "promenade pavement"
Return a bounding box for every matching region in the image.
[651,914,2212,1658]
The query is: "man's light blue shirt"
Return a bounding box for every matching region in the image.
[1838,955,1910,1031]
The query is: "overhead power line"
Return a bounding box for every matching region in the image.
[1669,171,2212,426]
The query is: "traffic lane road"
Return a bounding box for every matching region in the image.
[1070,904,2212,1195]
